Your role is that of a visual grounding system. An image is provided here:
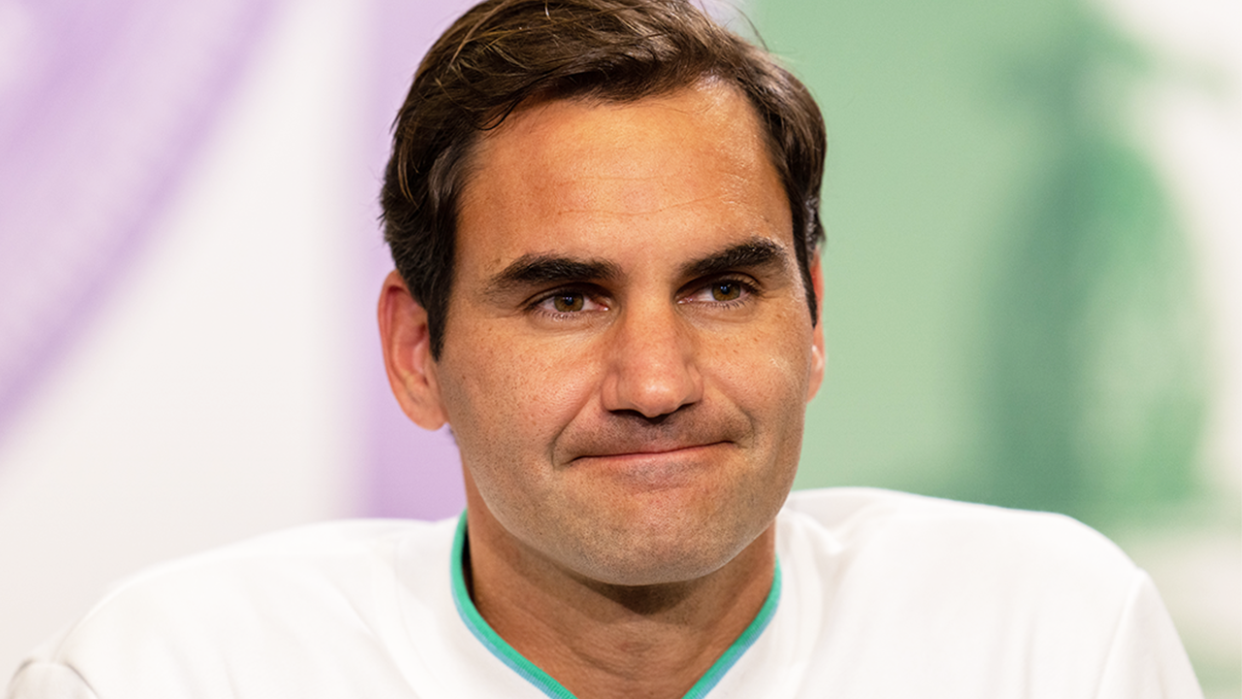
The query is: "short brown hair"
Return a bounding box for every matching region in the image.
[382,0,826,358]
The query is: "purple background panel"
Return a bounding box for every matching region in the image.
[0,0,280,448]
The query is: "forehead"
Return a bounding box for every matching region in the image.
[455,82,790,277]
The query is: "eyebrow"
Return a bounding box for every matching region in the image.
[485,254,623,297]
[483,237,790,298]
[680,238,789,279]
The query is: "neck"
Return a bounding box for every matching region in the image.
[462,502,777,699]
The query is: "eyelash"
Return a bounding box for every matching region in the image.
[528,286,609,320]
[682,276,759,308]
[526,276,760,320]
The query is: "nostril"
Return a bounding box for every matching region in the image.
[610,409,677,425]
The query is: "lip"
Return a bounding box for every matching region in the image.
[570,441,730,463]
[568,442,733,490]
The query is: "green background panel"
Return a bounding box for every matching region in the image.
[750,0,1206,521]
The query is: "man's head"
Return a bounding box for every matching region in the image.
[379,0,827,589]
[381,0,826,358]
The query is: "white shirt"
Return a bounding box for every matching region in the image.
[6,488,1203,698]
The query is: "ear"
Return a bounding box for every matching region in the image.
[378,270,448,429]
[806,255,826,402]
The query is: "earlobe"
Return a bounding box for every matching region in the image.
[378,270,448,429]
[806,255,826,401]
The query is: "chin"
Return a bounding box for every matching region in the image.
[578,554,722,588]
[560,516,767,588]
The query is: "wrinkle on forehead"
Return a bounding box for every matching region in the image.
[551,192,742,219]
[459,82,772,220]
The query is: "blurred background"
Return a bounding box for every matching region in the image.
[0,0,1237,694]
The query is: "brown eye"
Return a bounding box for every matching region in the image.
[552,294,585,312]
[711,282,743,302]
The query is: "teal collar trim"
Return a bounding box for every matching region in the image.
[450,513,782,699]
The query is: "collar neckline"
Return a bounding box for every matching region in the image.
[448,512,782,699]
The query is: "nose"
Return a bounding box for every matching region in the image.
[600,301,703,419]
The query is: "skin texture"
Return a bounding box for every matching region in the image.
[380,81,825,698]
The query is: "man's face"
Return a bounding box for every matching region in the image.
[428,81,824,586]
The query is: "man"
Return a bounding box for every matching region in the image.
[8,1,1202,697]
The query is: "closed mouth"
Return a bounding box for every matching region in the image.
[572,441,729,462]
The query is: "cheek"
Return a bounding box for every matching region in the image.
[705,316,814,479]
[710,313,815,412]
[437,329,601,463]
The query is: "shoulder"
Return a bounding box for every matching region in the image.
[73,518,447,618]
[12,518,457,695]
[783,486,1131,561]
[779,487,1140,607]
[770,491,1201,697]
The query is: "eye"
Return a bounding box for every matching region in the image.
[532,289,607,316]
[683,277,756,306]
[551,293,585,312]
[709,281,743,302]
